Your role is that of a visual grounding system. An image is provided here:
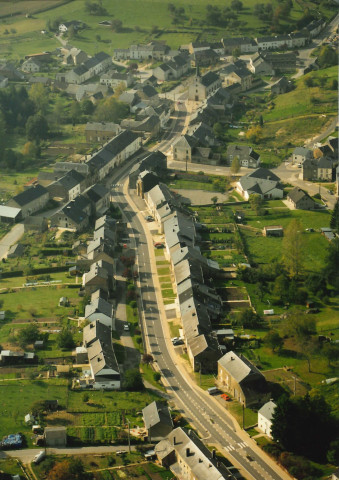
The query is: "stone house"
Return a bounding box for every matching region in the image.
[255,34,292,50]
[7,185,49,219]
[217,351,270,407]
[236,168,283,200]
[226,145,260,168]
[85,122,122,143]
[222,36,258,54]
[221,65,253,91]
[142,401,173,441]
[84,184,110,217]
[50,201,89,232]
[100,70,134,88]
[21,58,42,73]
[286,187,315,210]
[171,135,198,163]
[188,70,222,102]
[46,169,86,201]
[270,77,291,95]
[292,147,313,165]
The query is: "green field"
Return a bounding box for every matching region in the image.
[0,0,335,59]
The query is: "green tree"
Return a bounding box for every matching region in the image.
[324,238,339,291]
[273,274,289,303]
[111,19,123,32]
[28,83,48,114]
[317,45,337,68]
[26,114,49,142]
[237,308,261,328]
[249,193,263,215]
[330,200,339,231]
[95,97,129,122]
[282,219,305,278]
[327,439,339,464]
[264,331,283,352]
[230,156,241,174]
[123,368,144,391]
[271,394,336,462]
[231,0,243,10]
[213,122,224,139]
[70,101,82,125]
[22,141,40,159]
[211,196,218,205]
[321,342,339,367]
[245,125,262,144]
[80,99,95,115]
[153,372,161,382]
[17,323,40,347]
[57,329,75,349]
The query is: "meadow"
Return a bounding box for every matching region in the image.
[0,0,335,59]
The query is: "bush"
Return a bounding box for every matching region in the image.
[153,372,161,382]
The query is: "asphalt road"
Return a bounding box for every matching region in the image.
[105,110,290,480]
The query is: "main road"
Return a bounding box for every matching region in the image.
[107,109,291,480]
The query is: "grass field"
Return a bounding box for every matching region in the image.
[0,0,335,59]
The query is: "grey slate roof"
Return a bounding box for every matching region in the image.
[287,187,312,204]
[10,184,48,207]
[85,184,109,203]
[85,297,113,319]
[142,401,173,430]
[218,351,263,383]
[200,71,220,87]
[83,320,112,347]
[258,400,276,422]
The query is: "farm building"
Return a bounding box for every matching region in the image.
[262,226,283,237]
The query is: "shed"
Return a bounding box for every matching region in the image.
[0,311,5,321]
[25,413,35,425]
[263,225,283,237]
[34,340,44,349]
[44,426,67,447]
[59,297,69,306]
[0,205,22,223]
[75,346,88,364]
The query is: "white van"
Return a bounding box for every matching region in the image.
[207,387,219,395]
[33,450,46,464]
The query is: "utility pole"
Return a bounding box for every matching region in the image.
[242,402,245,429]
[126,418,131,453]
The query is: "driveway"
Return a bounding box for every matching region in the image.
[0,223,24,260]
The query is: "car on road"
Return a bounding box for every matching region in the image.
[124,323,129,331]
[154,242,164,248]
[145,215,154,222]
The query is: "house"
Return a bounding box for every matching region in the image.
[292,147,313,165]
[270,76,291,95]
[50,201,89,232]
[289,31,309,48]
[0,63,25,81]
[262,225,284,237]
[136,171,159,198]
[100,70,134,88]
[59,21,82,32]
[171,135,198,163]
[84,184,110,217]
[7,243,25,259]
[114,42,170,61]
[21,58,42,73]
[188,122,219,147]
[44,427,67,446]
[188,69,222,102]
[46,169,85,201]
[63,47,88,65]
[287,187,315,210]
[23,215,48,232]
[7,185,49,219]
[255,34,292,50]
[191,48,220,67]
[60,52,112,84]
[121,115,160,139]
[85,295,115,329]
[250,52,296,75]
[222,36,258,54]
[155,427,236,479]
[317,157,334,181]
[236,168,283,200]
[0,206,22,224]
[129,150,167,189]
[153,54,190,82]
[83,320,120,389]
[258,400,276,438]
[0,75,8,88]
[85,122,122,143]
[220,64,253,91]
[142,401,173,441]
[83,263,112,295]
[87,238,115,265]
[226,145,260,168]
[218,351,270,407]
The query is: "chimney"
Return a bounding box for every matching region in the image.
[186,447,190,457]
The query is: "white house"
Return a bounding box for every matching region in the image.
[236,168,283,200]
[258,400,276,438]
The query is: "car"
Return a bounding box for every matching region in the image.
[172,339,184,346]
[207,387,220,395]
[171,337,179,343]
[154,242,164,248]
[145,215,154,222]
[124,323,129,331]
[221,394,231,401]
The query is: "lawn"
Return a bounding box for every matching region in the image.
[0,171,41,201]
[169,179,220,192]
[0,379,68,441]
[0,0,334,59]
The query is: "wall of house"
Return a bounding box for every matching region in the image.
[258,413,273,438]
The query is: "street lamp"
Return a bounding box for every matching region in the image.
[196,362,202,386]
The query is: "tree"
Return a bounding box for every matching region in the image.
[111,19,123,32]
[22,141,40,159]
[70,101,82,125]
[48,458,90,480]
[123,368,144,391]
[230,156,241,174]
[231,0,243,10]
[213,122,224,139]
[305,273,327,296]
[282,219,305,278]
[83,393,89,403]
[80,99,95,115]
[330,200,339,231]
[211,196,218,205]
[28,83,48,114]
[26,114,49,142]
[323,238,339,291]
[249,193,263,215]
[331,79,338,90]
[17,323,40,347]
[321,343,339,367]
[142,353,153,364]
[273,274,289,303]
[264,331,283,352]
[153,372,161,382]
[327,439,339,464]
[259,114,264,127]
[237,308,261,328]
[317,45,337,68]
[57,329,75,349]
[245,125,262,143]
[95,97,129,122]
[271,394,337,462]
[113,82,127,99]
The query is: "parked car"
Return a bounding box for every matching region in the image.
[145,215,154,222]
[124,323,129,331]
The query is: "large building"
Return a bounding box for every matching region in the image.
[188,70,222,102]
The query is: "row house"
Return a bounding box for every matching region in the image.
[85,122,122,143]
[46,169,86,202]
[100,70,134,88]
